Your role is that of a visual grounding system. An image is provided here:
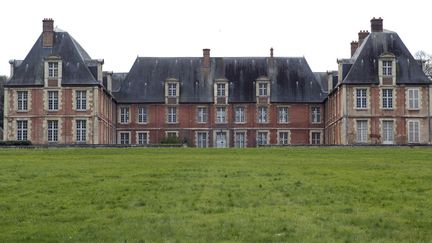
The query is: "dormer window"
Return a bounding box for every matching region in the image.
[44,56,62,87]
[382,60,392,76]
[217,83,226,97]
[256,77,270,104]
[165,79,180,104]
[258,83,268,96]
[379,53,396,86]
[48,62,59,78]
[214,79,228,104]
[168,83,177,97]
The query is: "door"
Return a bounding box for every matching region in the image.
[382,121,394,144]
[216,132,227,148]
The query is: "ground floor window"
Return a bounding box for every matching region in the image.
[235,132,246,148]
[137,132,149,145]
[119,132,130,144]
[311,132,321,145]
[257,131,268,146]
[356,120,368,143]
[408,120,420,143]
[382,120,394,144]
[17,120,28,141]
[278,131,289,145]
[76,120,86,143]
[196,132,208,148]
[47,120,58,143]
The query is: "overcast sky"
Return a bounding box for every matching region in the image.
[1,0,432,76]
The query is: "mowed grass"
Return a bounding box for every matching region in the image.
[0,148,431,242]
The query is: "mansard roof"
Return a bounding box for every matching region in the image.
[343,30,429,85]
[114,56,326,103]
[5,30,99,87]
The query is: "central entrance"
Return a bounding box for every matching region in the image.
[215,131,228,148]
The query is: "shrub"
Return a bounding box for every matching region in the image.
[160,136,181,144]
[0,140,32,146]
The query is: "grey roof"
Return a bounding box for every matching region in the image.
[314,72,328,93]
[114,56,326,103]
[5,31,99,87]
[343,31,430,84]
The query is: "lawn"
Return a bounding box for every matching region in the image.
[0,147,431,242]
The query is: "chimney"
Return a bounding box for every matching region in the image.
[203,48,210,68]
[270,47,274,58]
[42,18,54,48]
[350,41,359,57]
[358,30,369,47]
[371,17,383,32]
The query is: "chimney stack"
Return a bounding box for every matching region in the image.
[371,17,383,32]
[270,47,274,58]
[42,18,54,48]
[350,41,359,57]
[203,48,210,68]
[358,30,369,47]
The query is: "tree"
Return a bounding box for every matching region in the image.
[414,51,432,80]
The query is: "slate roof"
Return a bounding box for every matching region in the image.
[5,30,99,87]
[114,56,326,103]
[343,30,429,84]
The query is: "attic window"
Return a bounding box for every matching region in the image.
[48,62,59,78]
[383,60,392,76]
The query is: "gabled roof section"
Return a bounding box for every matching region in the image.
[114,56,326,103]
[343,31,429,84]
[5,31,99,87]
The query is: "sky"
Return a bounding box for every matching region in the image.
[1,0,432,76]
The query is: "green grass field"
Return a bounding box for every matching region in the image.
[0,147,431,242]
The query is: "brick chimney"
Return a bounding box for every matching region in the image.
[350,41,359,56]
[42,18,54,48]
[358,30,369,47]
[270,47,274,58]
[371,17,383,32]
[203,48,210,68]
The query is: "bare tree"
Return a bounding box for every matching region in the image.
[415,51,432,80]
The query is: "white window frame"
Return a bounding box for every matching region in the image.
[257,106,268,123]
[278,131,290,145]
[256,131,269,146]
[196,131,208,148]
[310,131,322,145]
[355,88,367,109]
[48,62,59,78]
[48,90,59,111]
[167,107,178,124]
[76,120,86,143]
[138,107,148,124]
[137,131,149,145]
[258,83,268,96]
[382,60,392,76]
[47,120,58,143]
[76,90,87,111]
[311,106,321,124]
[119,132,130,144]
[382,120,394,144]
[17,91,28,111]
[119,107,129,124]
[216,83,226,97]
[234,106,245,124]
[17,120,28,141]
[234,131,247,148]
[382,89,393,109]
[407,120,420,143]
[167,83,177,97]
[407,88,420,110]
[216,106,227,124]
[197,107,208,123]
[278,107,289,123]
[356,120,368,143]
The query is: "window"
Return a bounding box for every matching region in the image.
[408,89,419,109]
[76,120,86,143]
[258,83,268,96]
[278,132,289,145]
[168,83,177,97]
[311,107,321,123]
[17,120,28,141]
[278,107,289,123]
[137,132,149,145]
[382,60,392,76]
[76,91,87,111]
[120,107,129,123]
[311,132,321,145]
[382,89,393,109]
[355,89,367,109]
[48,62,59,78]
[166,132,178,139]
[408,120,420,143]
[138,107,148,124]
[47,120,58,143]
[217,83,226,97]
[235,132,246,148]
[356,120,368,143]
[382,121,394,144]
[258,107,268,123]
[17,91,28,111]
[196,132,208,148]
[216,107,227,123]
[48,91,59,111]
[167,107,177,123]
[197,107,208,123]
[257,132,268,146]
[119,132,130,144]
[234,107,245,123]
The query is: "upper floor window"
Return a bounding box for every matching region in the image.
[76,120,86,143]
[17,91,28,111]
[17,120,28,141]
[258,83,268,96]
[311,107,321,123]
[167,107,177,123]
[278,107,289,123]
[48,91,59,111]
[167,83,178,97]
[355,89,367,109]
[48,62,59,78]
[408,88,420,110]
[382,89,393,109]
[120,107,129,124]
[258,106,268,123]
[234,106,245,123]
[382,60,392,76]
[138,107,148,124]
[197,107,208,123]
[217,83,226,97]
[47,120,58,143]
[76,91,87,111]
[216,107,227,123]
